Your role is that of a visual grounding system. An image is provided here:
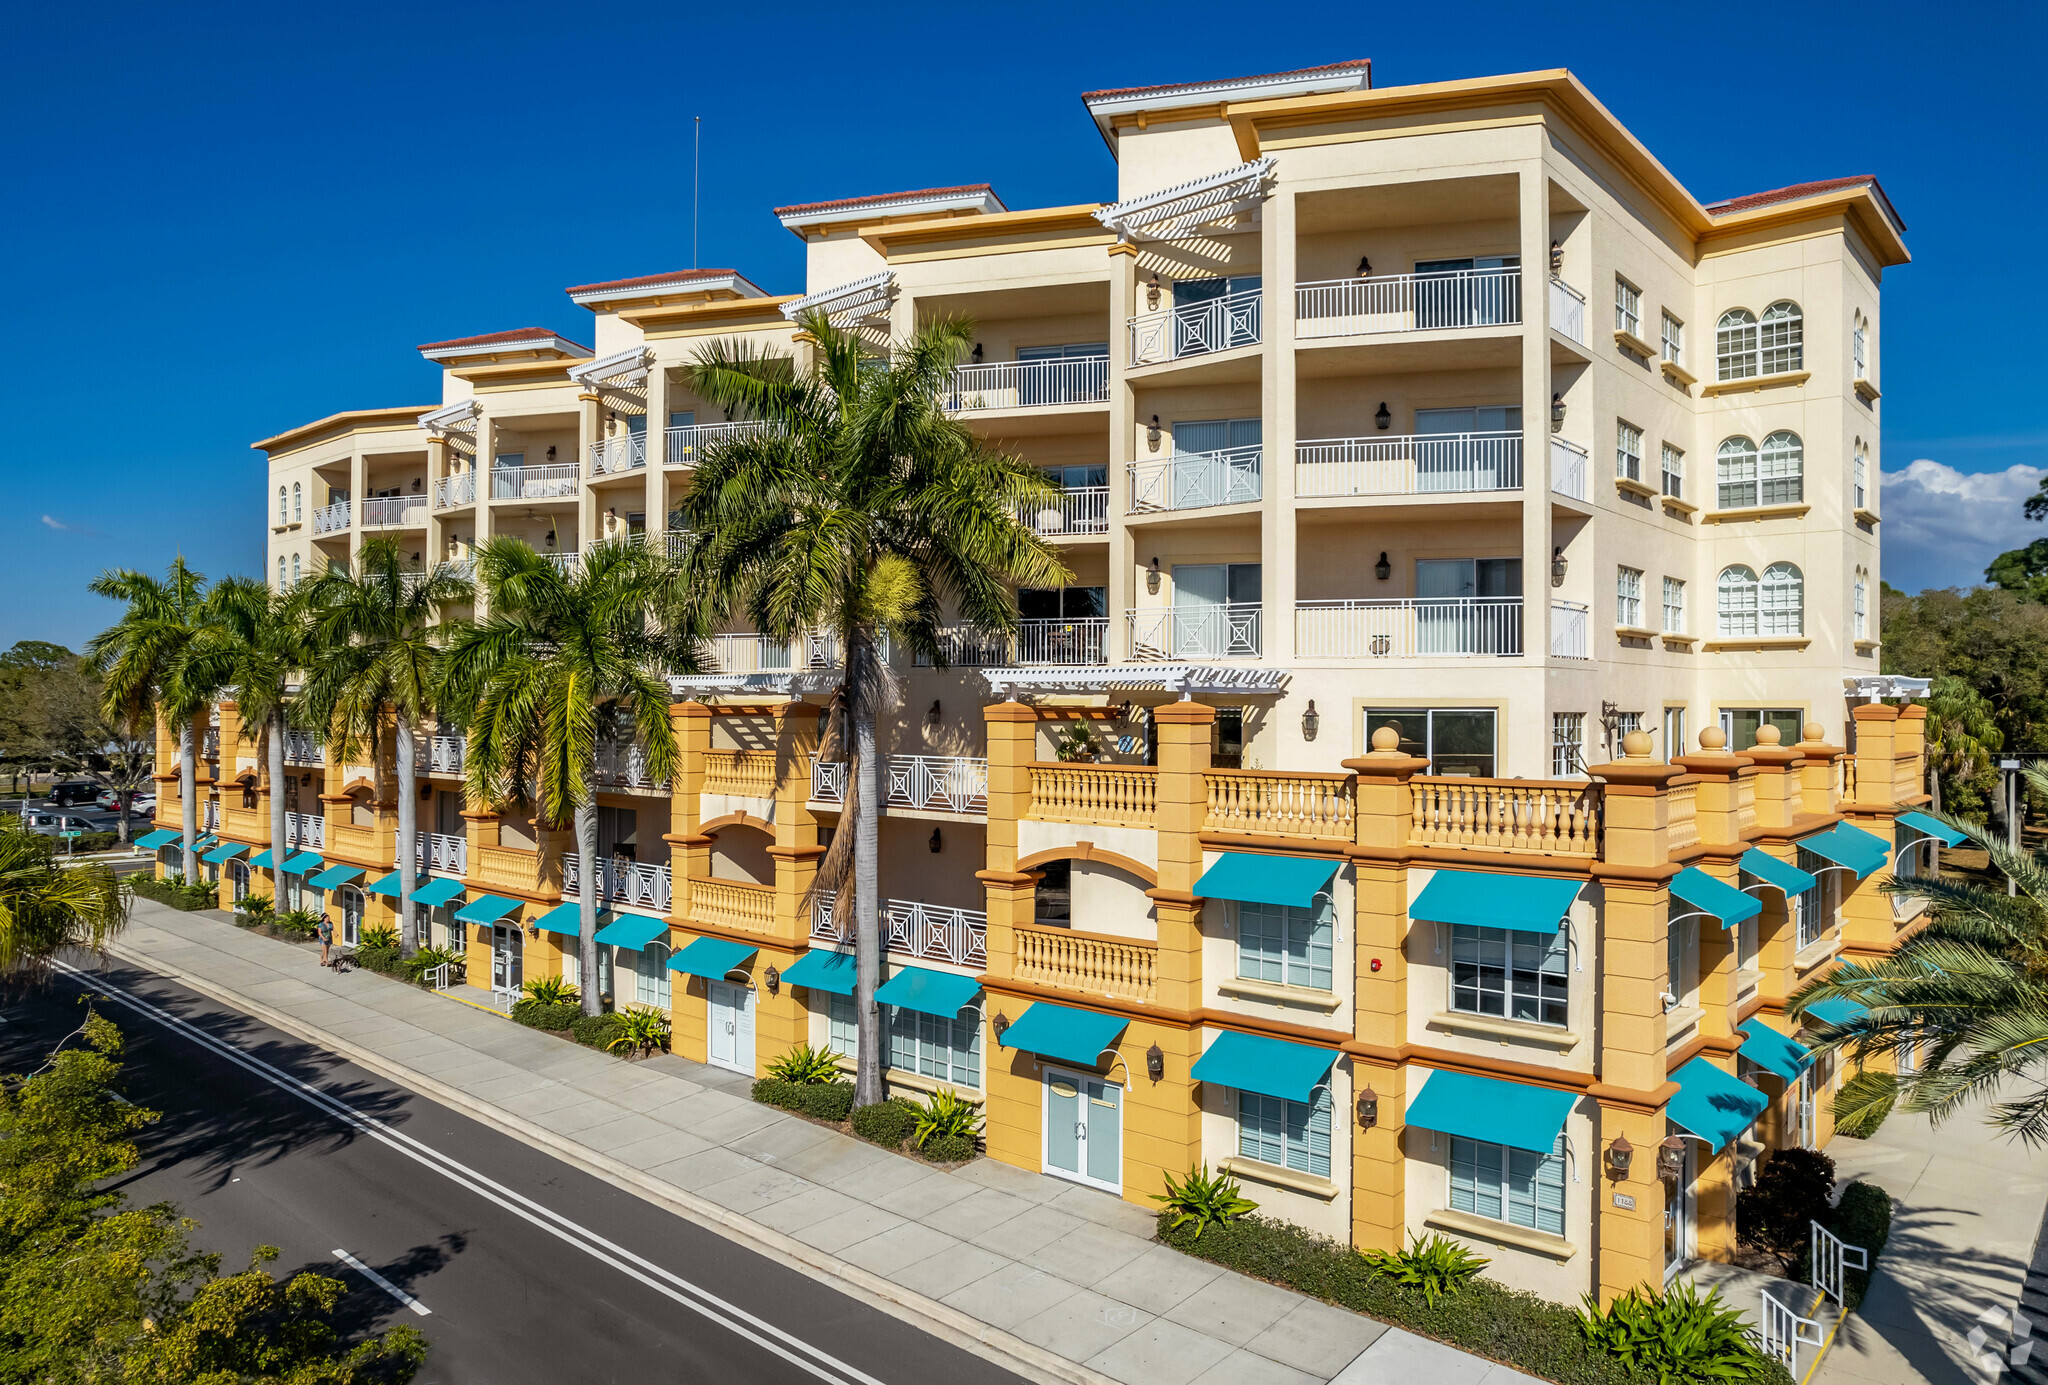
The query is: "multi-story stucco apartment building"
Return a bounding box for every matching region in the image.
[148,61,1942,1307]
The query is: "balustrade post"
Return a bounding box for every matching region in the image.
[667,701,711,925]
[980,701,1038,985]
[1895,703,1927,808]
[1846,703,1897,808]
[1150,703,1212,1015]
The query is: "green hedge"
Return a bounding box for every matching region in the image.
[921,1133,974,1164]
[571,1013,627,1050]
[752,1079,857,1122]
[352,944,404,976]
[1158,1214,1655,1385]
[851,1099,918,1150]
[131,875,216,911]
[1829,1182,1892,1311]
[513,999,583,1032]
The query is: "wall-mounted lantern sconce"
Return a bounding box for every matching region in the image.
[1146,557,1162,595]
[1604,1131,1633,1179]
[1146,273,1161,309]
[1356,255,1372,277]
[1374,551,1391,581]
[927,698,942,726]
[1357,1085,1379,1128]
[1550,546,1569,588]
[1550,239,1563,273]
[992,1010,1011,1038]
[1374,402,1391,431]
[419,782,433,800]
[928,827,943,854]
[764,963,781,996]
[1146,414,1162,450]
[1656,1135,1686,1181]
[546,445,558,461]
[1550,392,1566,433]
[1370,633,1392,657]
[1146,1043,1165,1081]
[527,922,540,938]
[1302,700,1320,741]
[970,342,984,364]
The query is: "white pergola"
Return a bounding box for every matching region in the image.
[568,346,654,390]
[1093,159,1277,245]
[982,664,1291,700]
[1844,675,1931,703]
[780,271,896,328]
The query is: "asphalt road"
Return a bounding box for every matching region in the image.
[0,959,1033,1385]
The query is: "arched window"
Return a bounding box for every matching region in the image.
[292,481,302,522]
[277,555,286,588]
[1759,431,1804,506]
[1716,436,1758,509]
[1760,301,1804,374]
[278,486,288,524]
[1717,565,1759,637]
[1716,308,1758,381]
[1761,563,1804,636]
[290,553,300,584]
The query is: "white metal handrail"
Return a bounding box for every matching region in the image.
[709,630,837,674]
[1017,617,1109,665]
[201,728,220,759]
[435,559,475,582]
[1551,601,1591,659]
[812,890,988,968]
[561,853,673,912]
[1128,445,1262,513]
[1551,437,1589,500]
[202,799,220,831]
[1295,432,1522,497]
[1549,277,1588,345]
[284,731,323,765]
[434,473,475,509]
[946,357,1109,412]
[1127,603,1262,660]
[414,831,468,876]
[665,421,767,467]
[1128,287,1262,365]
[588,433,647,476]
[1018,487,1109,535]
[284,810,324,849]
[809,754,989,814]
[541,552,580,575]
[1811,1220,1868,1306]
[593,739,670,792]
[488,464,579,500]
[427,735,464,774]
[312,501,350,534]
[1295,266,1522,338]
[1296,598,1524,658]
[360,495,427,528]
[1757,1285,1824,1378]
[662,530,692,560]
[423,961,453,990]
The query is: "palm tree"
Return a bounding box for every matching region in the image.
[1923,674,2001,819]
[0,816,129,982]
[86,559,211,880]
[299,540,473,955]
[1796,774,2048,1142]
[439,537,692,1014]
[676,310,1066,1106]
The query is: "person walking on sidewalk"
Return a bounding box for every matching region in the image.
[316,913,333,968]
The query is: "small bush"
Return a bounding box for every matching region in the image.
[398,946,464,985]
[353,943,403,975]
[911,1089,982,1152]
[360,923,400,951]
[1154,1163,1259,1239]
[766,1043,842,1085]
[921,1133,975,1164]
[1738,1147,1835,1263]
[521,975,579,1007]
[235,894,275,925]
[271,909,323,940]
[1578,1282,1789,1384]
[851,1099,917,1149]
[1828,1181,1893,1310]
[132,875,213,912]
[513,999,582,1032]
[571,1012,628,1050]
[1361,1233,1489,1309]
[751,1078,805,1110]
[74,831,118,852]
[606,1006,671,1057]
[797,1082,855,1122]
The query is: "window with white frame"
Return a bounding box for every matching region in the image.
[1716,308,1759,380]
[290,553,300,585]
[1616,421,1644,482]
[1761,563,1804,635]
[1853,317,1868,379]
[1450,1132,1566,1236]
[1238,898,1334,991]
[1552,713,1585,776]
[1760,301,1804,373]
[889,1004,980,1086]
[1662,577,1686,634]
[1854,574,1868,639]
[278,486,288,524]
[1451,922,1568,1026]
[1238,1088,1332,1178]
[1718,565,1760,637]
[1666,905,1698,1009]
[827,990,859,1058]
[1661,443,1684,499]
[1716,433,1805,509]
[276,555,286,588]
[292,482,302,522]
[1737,912,1758,974]
[1663,705,1688,757]
[1794,847,1834,949]
[632,942,672,1008]
[1854,446,1868,510]
[1617,566,1645,628]
[1661,310,1684,365]
[1615,277,1642,338]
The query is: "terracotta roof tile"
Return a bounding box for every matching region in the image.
[1706,174,1904,231]
[773,184,995,217]
[1082,59,1371,102]
[416,327,591,354]
[564,268,748,297]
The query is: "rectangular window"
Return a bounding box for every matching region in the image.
[1854,452,1868,511]
[1238,898,1335,991]
[1616,421,1644,482]
[1661,311,1684,364]
[1737,913,1758,973]
[1451,923,1568,1027]
[1721,709,1802,752]
[1664,705,1688,757]
[888,1005,981,1087]
[1238,1088,1333,1178]
[1853,323,1868,379]
[1854,578,1868,638]
[827,990,859,1058]
[1450,1134,1566,1236]
[1661,444,1684,499]
[1662,577,1686,634]
[1363,708,1496,777]
[1795,848,1834,950]
[1617,566,1644,628]
[1615,277,1641,338]
[1551,712,1585,777]
[1212,707,1246,770]
[1667,907,1697,1008]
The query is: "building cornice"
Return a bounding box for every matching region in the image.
[251,406,434,458]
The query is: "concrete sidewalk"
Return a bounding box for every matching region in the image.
[97,899,1549,1385]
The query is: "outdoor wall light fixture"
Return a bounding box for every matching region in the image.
[992,1011,1011,1038]
[527,922,539,938]
[1357,1085,1379,1128]
[929,827,943,854]
[764,963,780,996]
[927,698,942,726]
[1147,414,1162,448]
[1146,557,1162,595]
[1550,546,1569,587]
[1374,402,1391,431]
[1550,239,1563,272]
[1604,1131,1633,1179]
[1550,393,1567,432]
[1301,700,1320,741]
[1375,552,1391,581]
[546,445,557,460]
[1146,273,1161,309]
[1146,1043,1165,1081]
[1356,255,1372,277]
[1656,1135,1686,1181]
[970,342,984,363]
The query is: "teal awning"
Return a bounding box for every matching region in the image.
[1801,823,1889,880]
[1804,997,1868,1029]
[202,842,251,865]
[1668,1058,1769,1153]
[594,913,670,951]
[995,1002,1128,1068]
[783,948,856,996]
[1195,852,1339,909]
[192,835,219,851]
[248,848,277,869]
[1738,1022,1813,1083]
[413,876,466,908]
[1670,866,1760,927]
[368,870,418,898]
[1412,868,1581,935]
[453,893,523,925]
[1190,1030,1336,1104]
[1740,849,1816,897]
[667,936,756,980]
[875,966,980,1019]
[1405,1068,1576,1154]
[1898,811,1966,848]
[134,829,180,850]
[308,864,364,890]
[279,852,325,876]
[534,901,586,938]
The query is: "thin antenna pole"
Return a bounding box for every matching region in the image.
[693,116,702,269]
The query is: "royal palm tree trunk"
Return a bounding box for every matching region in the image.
[179,719,197,881]
[577,799,601,1017]
[396,716,418,956]
[268,709,287,900]
[851,633,884,1108]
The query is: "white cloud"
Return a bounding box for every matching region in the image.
[1880,459,2047,592]
[39,514,72,531]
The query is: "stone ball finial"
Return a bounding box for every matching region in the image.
[1803,721,1824,743]
[1755,723,1782,746]
[1371,725,1401,752]
[1621,729,1653,759]
[1700,726,1727,751]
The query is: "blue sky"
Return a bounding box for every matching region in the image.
[3,0,2043,646]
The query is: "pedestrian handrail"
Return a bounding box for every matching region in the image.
[423,961,452,990]
[1757,1285,1824,1377]
[1811,1219,1868,1306]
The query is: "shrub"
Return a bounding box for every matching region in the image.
[235,894,275,924]
[271,909,322,940]
[132,875,214,912]
[606,1006,672,1058]
[911,1089,982,1152]
[1577,1282,1790,1384]
[572,1012,628,1050]
[751,1078,805,1110]
[766,1043,842,1085]
[75,831,118,852]
[921,1133,975,1164]
[851,1099,917,1149]
[512,999,582,1032]
[360,924,400,951]
[1153,1164,1259,1239]
[1737,1147,1835,1262]
[1361,1233,1490,1309]
[353,943,403,976]
[399,946,464,985]
[1828,1181,1893,1310]
[521,975,579,1007]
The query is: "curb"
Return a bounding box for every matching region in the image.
[100,939,1122,1385]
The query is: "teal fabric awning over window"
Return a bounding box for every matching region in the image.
[995,1002,1128,1068]
[368,870,419,899]
[202,842,251,865]
[1670,866,1760,927]
[534,902,584,938]
[1739,849,1816,897]
[1668,1058,1769,1153]
[667,936,756,980]
[413,877,465,908]
[1800,823,1889,880]
[594,913,670,951]
[875,966,979,1019]
[134,829,179,850]
[1405,1068,1577,1153]
[248,849,276,869]
[1898,811,1966,848]
[308,864,363,891]
[453,894,522,925]
[1190,1030,1336,1104]
[279,852,324,876]
[1194,852,1339,909]
[1804,997,1868,1029]
[783,948,857,995]
[1738,1022,1813,1083]
[192,835,219,852]
[1411,868,1582,935]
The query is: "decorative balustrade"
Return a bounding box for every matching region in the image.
[361,495,427,528]
[1295,265,1521,338]
[284,731,323,765]
[414,831,468,876]
[705,749,777,799]
[1028,762,1157,827]
[434,472,475,508]
[1838,756,1860,805]
[1128,287,1262,365]
[1126,603,1261,660]
[811,891,988,967]
[946,357,1109,412]
[665,420,767,467]
[914,619,1110,668]
[1409,777,1602,856]
[1204,770,1355,840]
[1014,924,1157,1003]
[329,822,377,861]
[1296,599,1522,659]
[488,464,579,501]
[1550,601,1591,660]
[1549,277,1588,345]
[284,811,324,849]
[1295,432,1523,498]
[427,735,464,774]
[1128,446,1262,513]
[588,433,647,476]
[312,501,350,534]
[562,853,672,912]
[471,843,545,894]
[1550,438,1589,500]
[808,755,988,815]
[1018,487,1109,536]
[688,876,776,934]
[592,740,669,793]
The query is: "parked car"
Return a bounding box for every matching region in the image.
[23,811,104,839]
[125,793,156,815]
[47,781,101,808]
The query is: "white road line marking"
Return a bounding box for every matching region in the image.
[335,1248,432,1316]
[55,963,886,1385]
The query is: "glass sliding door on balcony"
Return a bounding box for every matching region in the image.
[949,346,1109,411]
[1022,464,1109,535]
[1152,563,1260,659]
[1414,408,1522,491]
[1416,559,1523,655]
[1296,429,1522,498]
[1296,263,1520,338]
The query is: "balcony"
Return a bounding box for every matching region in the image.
[1129,288,1262,366]
[703,749,777,798]
[1295,266,1520,339]
[688,876,776,935]
[812,892,987,968]
[1410,776,1601,856]
[1018,487,1109,536]
[665,420,767,468]
[1550,438,1589,501]
[914,618,1110,668]
[414,831,468,876]
[1128,446,1262,514]
[592,739,669,793]
[1550,601,1590,660]
[1126,603,1261,660]
[427,735,464,774]
[810,754,989,816]
[489,464,578,501]
[201,728,219,759]
[1296,432,1522,499]
[661,530,692,560]
[284,810,324,849]
[945,358,1109,412]
[202,799,220,832]
[1294,599,1523,658]
[561,853,672,913]
[1549,278,1588,346]
[708,631,837,674]
[361,495,427,529]
[312,501,350,535]
[434,473,475,509]
[436,559,476,583]
[284,731,323,766]
[1013,924,1156,1004]
[541,552,580,576]
[588,434,647,477]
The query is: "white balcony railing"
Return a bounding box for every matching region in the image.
[284,731,323,765]
[561,853,672,912]
[708,631,838,674]
[201,728,219,759]
[810,754,989,815]
[435,558,476,583]
[541,551,580,575]
[1551,437,1589,501]
[588,433,647,476]
[662,530,692,560]
[1018,487,1109,536]
[427,735,464,774]
[202,799,220,832]
[1549,278,1588,346]
[1128,287,1262,366]
[665,421,767,468]
[945,358,1109,412]
[1295,432,1523,498]
[1126,604,1262,660]
[312,501,350,534]
[812,891,987,968]
[593,739,669,793]
[1128,446,1262,513]
[414,831,468,876]
[489,464,579,501]
[1295,599,1525,658]
[284,811,324,849]
[434,473,475,509]
[1551,601,1591,660]
[913,619,1110,668]
[1295,266,1521,339]
[360,495,427,529]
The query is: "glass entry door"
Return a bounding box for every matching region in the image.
[490,924,523,999]
[1043,1069,1121,1193]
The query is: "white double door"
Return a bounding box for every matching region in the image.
[490,925,523,998]
[707,981,756,1074]
[1043,1069,1121,1193]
